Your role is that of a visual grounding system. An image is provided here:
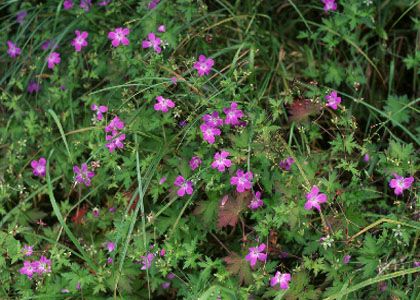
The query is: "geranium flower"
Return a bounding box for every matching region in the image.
[140,252,155,270]
[304,185,327,211]
[270,271,291,289]
[35,256,51,274]
[80,0,92,12]
[105,116,124,135]
[106,133,126,152]
[245,243,267,268]
[174,176,193,197]
[199,123,221,144]
[19,261,36,279]
[203,111,223,127]
[27,81,41,94]
[279,157,294,171]
[16,11,27,24]
[106,242,115,252]
[189,156,202,171]
[223,102,244,126]
[154,96,175,112]
[73,163,95,187]
[389,174,414,196]
[322,0,337,12]
[325,91,341,110]
[211,151,231,172]
[71,30,88,52]
[91,104,108,121]
[21,245,33,256]
[108,27,130,47]
[142,33,162,53]
[7,41,21,58]
[63,0,74,9]
[158,25,166,32]
[47,52,61,69]
[230,169,253,193]
[249,191,264,210]
[193,55,214,76]
[148,0,160,9]
[98,0,111,6]
[31,157,47,177]
[343,255,351,264]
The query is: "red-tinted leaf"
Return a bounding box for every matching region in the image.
[224,252,253,285]
[217,192,251,229]
[71,204,88,224]
[288,98,321,122]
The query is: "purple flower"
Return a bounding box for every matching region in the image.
[414,261,420,267]
[105,116,124,135]
[92,208,100,217]
[325,91,341,110]
[245,243,267,268]
[47,52,61,69]
[154,96,175,112]
[322,0,337,12]
[249,191,264,210]
[158,25,166,32]
[203,111,223,127]
[279,157,294,171]
[21,245,33,256]
[71,30,88,52]
[27,81,41,94]
[363,154,370,162]
[159,177,167,185]
[304,185,327,211]
[199,123,221,144]
[106,133,126,152]
[174,176,193,197]
[16,11,27,24]
[162,282,171,289]
[167,273,176,280]
[73,163,95,187]
[389,174,414,196]
[230,169,253,193]
[343,255,351,264]
[223,102,244,126]
[80,0,92,12]
[109,207,116,213]
[160,249,166,256]
[107,257,113,264]
[140,252,155,270]
[19,261,36,279]
[171,77,177,85]
[76,282,81,290]
[148,0,160,9]
[7,41,21,58]
[31,157,47,177]
[270,271,291,289]
[41,39,59,51]
[378,282,387,292]
[63,0,74,9]
[98,0,111,6]
[211,151,231,172]
[91,104,108,121]
[35,256,52,274]
[106,242,115,252]
[189,156,202,171]
[193,55,214,76]
[108,27,130,47]
[142,32,162,53]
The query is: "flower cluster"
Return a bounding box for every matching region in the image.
[19,256,52,279]
[105,116,126,152]
[91,104,108,121]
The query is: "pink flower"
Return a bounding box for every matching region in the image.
[203,111,223,127]
[71,30,88,52]
[19,261,36,279]
[80,0,92,12]
[140,252,155,270]
[389,174,414,196]
[63,0,74,9]
[92,208,100,217]
[270,271,291,289]
[230,169,253,193]
[162,282,171,289]
[35,256,51,274]
[193,55,214,76]
[106,133,126,152]
[279,157,294,171]
[31,157,47,177]
[249,191,264,210]
[91,104,108,121]
[322,0,337,12]
[98,0,111,6]
[16,11,27,24]
[170,77,177,85]
[21,245,33,256]
[363,154,370,162]
[154,96,175,112]
[325,91,341,110]
[142,32,162,53]
[223,102,244,126]
[189,156,202,171]
[343,255,351,264]
[7,41,21,58]
[27,81,41,94]
[47,52,61,69]
[159,177,167,185]
[73,163,95,187]
[158,25,166,32]
[108,27,130,47]
[107,257,113,264]
[304,185,327,211]
[148,0,160,9]
[199,123,221,144]
[106,242,115,252]
[211,151,231,172]
[105,116,124,135]
[245,243,267,268]
[174,176,193,197]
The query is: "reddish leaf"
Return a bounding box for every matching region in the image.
[287,98,321,122]
[224,252,253,285]
[217,192,251,229]
[71,204,88,224]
